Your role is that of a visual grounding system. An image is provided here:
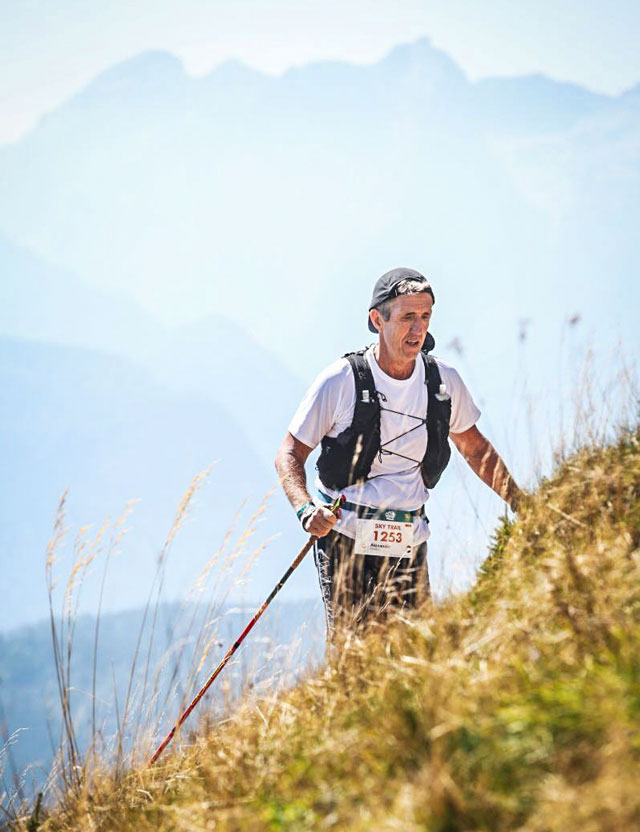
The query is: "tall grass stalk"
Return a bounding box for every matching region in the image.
[0,467,282,832]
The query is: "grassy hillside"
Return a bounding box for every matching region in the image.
[9,428,640,832]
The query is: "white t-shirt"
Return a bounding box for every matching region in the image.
[288,346,480,544]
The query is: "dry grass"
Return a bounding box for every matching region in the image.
[5,419,639,832]
[1,471,293,831]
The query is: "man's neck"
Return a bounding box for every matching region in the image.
[373,344,415,380]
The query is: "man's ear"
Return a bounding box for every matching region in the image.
[369,308,382,332]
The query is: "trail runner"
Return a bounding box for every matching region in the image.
[275,268,522,635]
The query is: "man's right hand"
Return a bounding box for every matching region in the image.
[302,504,341,537]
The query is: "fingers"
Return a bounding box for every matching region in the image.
[304,506,338,537]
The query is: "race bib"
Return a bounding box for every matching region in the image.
[354,511,414,558]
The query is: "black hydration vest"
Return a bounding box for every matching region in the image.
[316,337,452,492]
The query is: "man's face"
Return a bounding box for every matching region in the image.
[370,293,433,363]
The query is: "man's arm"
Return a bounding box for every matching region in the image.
[274,432,339,537]
[450,425,522,511]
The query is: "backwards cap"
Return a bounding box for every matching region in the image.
[368,267,435,333]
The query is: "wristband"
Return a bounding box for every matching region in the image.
[296,501,315,519]
[297,501,317,532]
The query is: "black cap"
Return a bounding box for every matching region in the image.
[367,267,435,333]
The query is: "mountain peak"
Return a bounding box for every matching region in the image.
[202,58,269,88]
[379,36,467,84]
[85,49,187,98]
[620,80,640,102]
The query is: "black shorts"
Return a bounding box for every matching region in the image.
[313,530,430,637]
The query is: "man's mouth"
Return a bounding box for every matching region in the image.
[405,339,420,348]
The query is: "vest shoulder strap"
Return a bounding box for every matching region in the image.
[345,349,441,402]
[421,351,443,394]
[420,352,452,488]
[344,349,378,419]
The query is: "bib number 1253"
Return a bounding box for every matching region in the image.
[354,518,413,558]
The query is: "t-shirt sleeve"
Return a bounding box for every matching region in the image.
[437,361,481,434]
[288,359,353,450]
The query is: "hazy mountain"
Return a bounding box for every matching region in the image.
[474,74,608,133]
[0,599,323,794]
[0,335,309,630]
[1,37,636,385]
[0,235,305,464]
[0,234,158,352]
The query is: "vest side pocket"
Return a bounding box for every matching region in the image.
[421,396,452,489]
[317,429,358,491]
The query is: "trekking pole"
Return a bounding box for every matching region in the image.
[148,494,344,766]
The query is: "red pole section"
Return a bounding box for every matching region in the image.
[149,495,343,766]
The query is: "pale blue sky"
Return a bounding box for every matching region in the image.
[1,0,639,144]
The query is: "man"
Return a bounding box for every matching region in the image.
[275,267,521,635]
